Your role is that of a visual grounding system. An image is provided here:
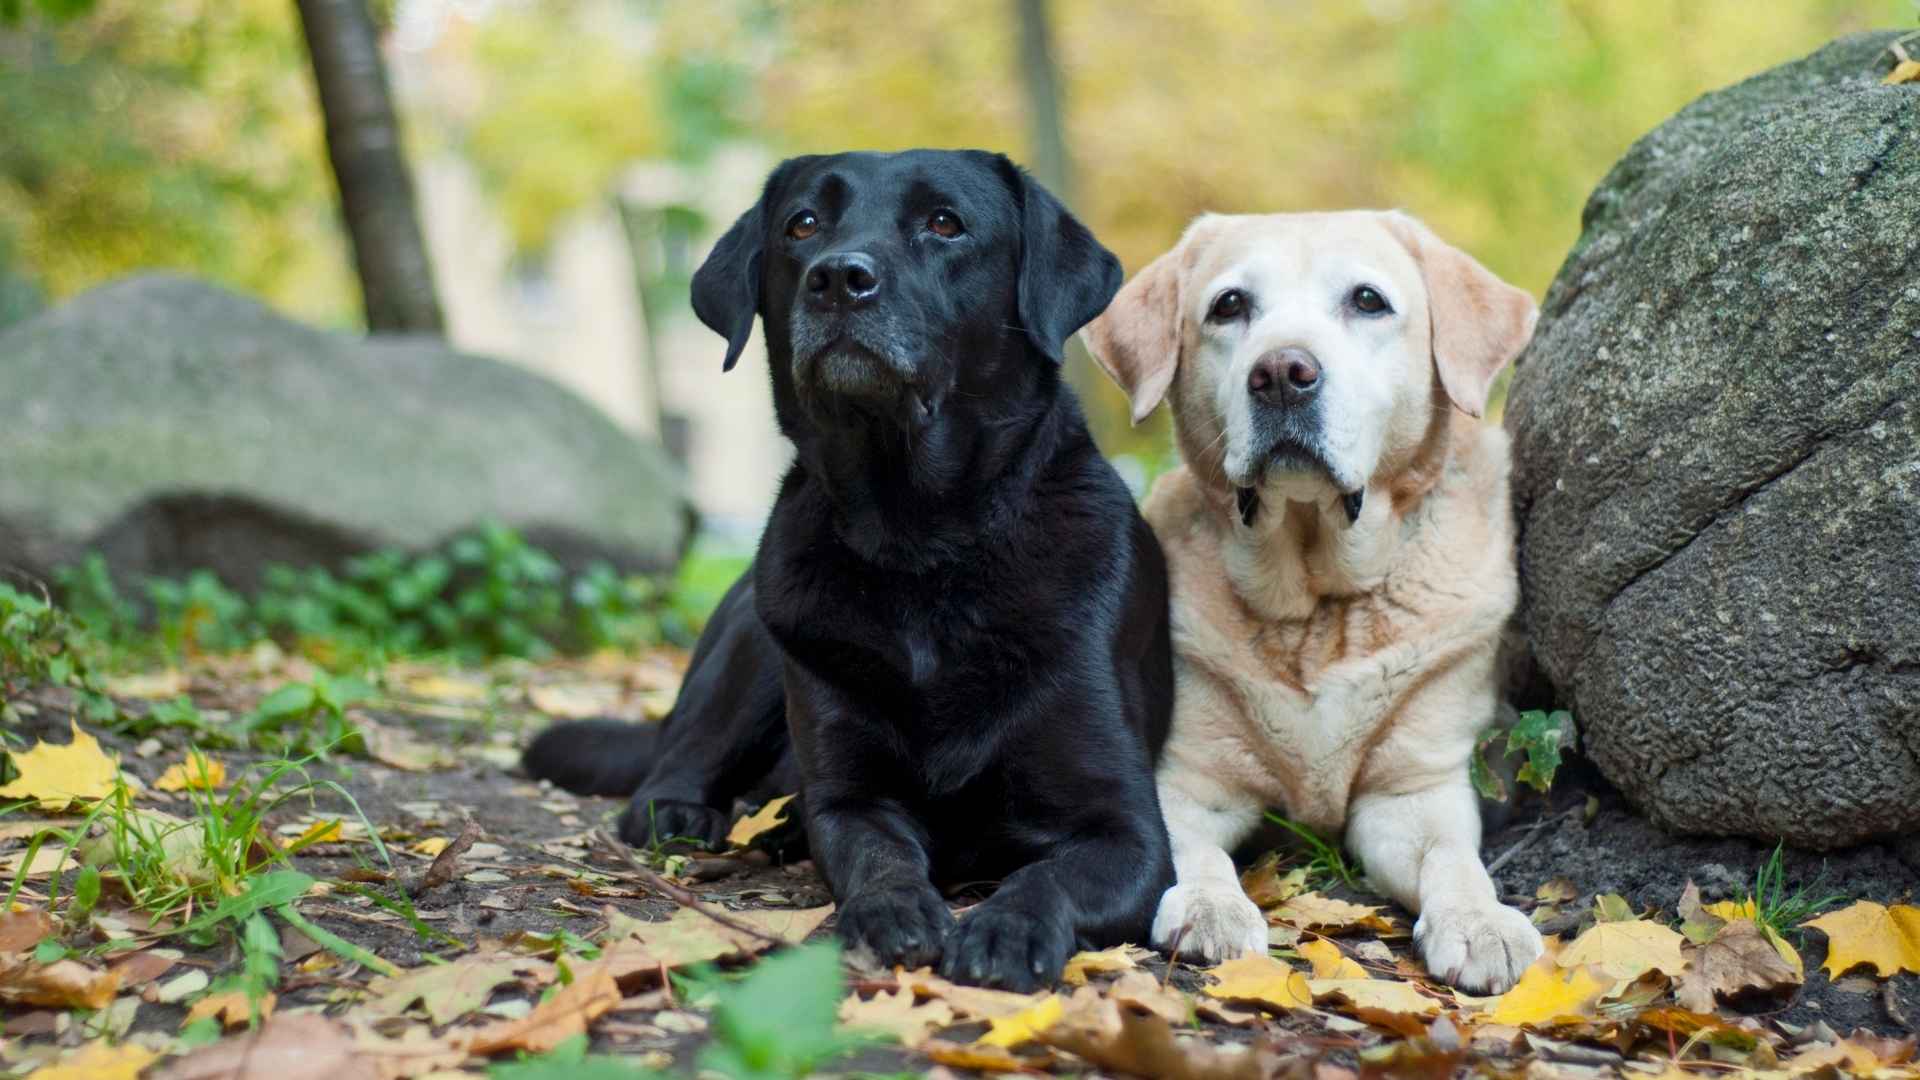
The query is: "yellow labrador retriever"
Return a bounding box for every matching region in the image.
[1084,211,1541,992]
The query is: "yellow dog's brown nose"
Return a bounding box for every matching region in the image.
[1248,347,1321,407]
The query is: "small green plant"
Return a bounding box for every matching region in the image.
[689,943,866,1080]
[1472,708,1571,801]
[52,523,681,665]
[0,580,114,725]
[5,751,386,935]
[488,1034,663,1080]
[247,671,375,756]
[1264,812,1365,892]
[145,570,258,657]
[1742,843,1842,941]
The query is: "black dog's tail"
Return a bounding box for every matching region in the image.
[522,719,659,797]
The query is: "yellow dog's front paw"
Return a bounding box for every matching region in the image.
[1415,899,1542,994]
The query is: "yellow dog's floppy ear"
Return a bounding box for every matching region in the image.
[1387,213,1538,418]
[1082,248,1182,426]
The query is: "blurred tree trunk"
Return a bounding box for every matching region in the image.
[1014,0,1073,205]
[1014,0,1121,438]
[295,0,444,335]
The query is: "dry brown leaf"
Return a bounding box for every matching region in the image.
[838,986,956,1045]
[1786,1033,1918,1074]
[1040,986,1269,1080]
[601,903,832,971]
[528,682,621,719]
[0,906,54,952]
[1201,953,1313,1011]
[464,963,621,1055]
[1802,900,1920,979]
[726,794,795,848]
[1106,969,1196,1024]
[1299,937,1369,979]
[156,1013,381,1080]
[1238,853,1307,910]
[0,950,119,1009]
[0,722,120,808]
[364,953,544,1025]
[185,989,275,1030]
[109,948,180,988]
[107,669,188,699]
[1272,892,1394,934]
[1557,917,1687,981]
[1675,917,1800,1010]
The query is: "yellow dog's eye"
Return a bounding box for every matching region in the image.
[1351,285,1391,315]
[787,212,819,240]
[927,209,965,238]
[1208,289,1248,322]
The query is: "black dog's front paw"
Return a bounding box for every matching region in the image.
[837,883,955,969]
[617,796,728,851]
[939,899,1075,992]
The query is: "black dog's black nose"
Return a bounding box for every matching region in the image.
[805,252,881,308]
[1248,347,1320,407]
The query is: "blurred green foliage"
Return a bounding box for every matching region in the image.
[52,523,693,666]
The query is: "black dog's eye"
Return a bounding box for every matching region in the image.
[1207,289,1249,323]
[927,209,965,239]
[786,212,819,241]
[1350,285,1391,315]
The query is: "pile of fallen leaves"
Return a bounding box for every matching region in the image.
[0,650,1916,1079]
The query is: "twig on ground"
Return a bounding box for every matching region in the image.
[1486,806,1577,876]
[1163,922,1188,987]
[405,815,480,898]
[1885,980,1914,1033]
[591,828,787,949]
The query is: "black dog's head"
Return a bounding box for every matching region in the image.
[691,150,1121,432]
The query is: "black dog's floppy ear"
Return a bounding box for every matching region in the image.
[997,158,1124,364]
[691,158,806,372]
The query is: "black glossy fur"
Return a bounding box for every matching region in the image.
[524,150,1174,989]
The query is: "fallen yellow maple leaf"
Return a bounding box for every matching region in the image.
[975,993,1064,1048]
[1485,959,1612,1027]
[1061,944,1145,985]
[1802,900,1920,978]
[726,793,795,848]
[892,967,1049,1020]
[185,988,275,1029]
[410,836,452,857]
[1308,977,1440,1036]
[1298,937,1369,979]
[0,722,119,808]
[154,751,226,793]
[1557,917,1688,981]
[22,1042,157,1080]
[922,1037,1044,1073]
[1885,58,1920,85]
[1201,953,1313,1011]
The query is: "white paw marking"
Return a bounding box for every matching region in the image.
[1152,881,1267,964]
[1414,899,1542,994]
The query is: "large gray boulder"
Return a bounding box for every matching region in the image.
[1505,33,1919,849]
[0,274,693,590]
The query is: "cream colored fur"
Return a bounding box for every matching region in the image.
[1083,211,1542,993]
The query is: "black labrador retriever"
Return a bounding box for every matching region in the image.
[525,149,1173,990]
